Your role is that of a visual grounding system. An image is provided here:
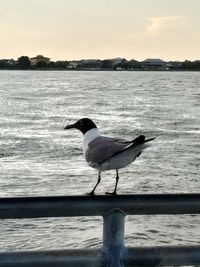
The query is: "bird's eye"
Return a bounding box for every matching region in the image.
[79,120,83,125]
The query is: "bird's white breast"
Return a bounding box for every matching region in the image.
[82,128,100,155]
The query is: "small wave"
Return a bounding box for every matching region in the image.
[147,229,160,234]
[82,237,101,248]
[0,152,13,158]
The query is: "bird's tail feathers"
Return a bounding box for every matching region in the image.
[144,137,156,143]
[132,135,155,145]
[105,135,155,161]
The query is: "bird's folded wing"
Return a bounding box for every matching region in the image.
[85,136,132,164]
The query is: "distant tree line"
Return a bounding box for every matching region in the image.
[1,56,200,71]
[0,56,69,70]
[181,60,200,71]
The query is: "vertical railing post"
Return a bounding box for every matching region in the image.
[103,208,126,267]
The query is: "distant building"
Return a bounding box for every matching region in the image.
[141,58,166,70]
[78,59,101,70]
[67,61,80,69]
[165,61,182,70]
[111,58,127,67]
[30,55,50,66]
[3,59,16,66]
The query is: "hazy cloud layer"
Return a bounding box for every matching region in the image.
[0,12,7,20]
[146,16,183,35]
[0,0,199,60]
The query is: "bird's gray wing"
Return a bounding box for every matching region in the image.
[85,136,132,164]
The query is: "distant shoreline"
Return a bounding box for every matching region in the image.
[0,68,199,72]
[1,56,200,71]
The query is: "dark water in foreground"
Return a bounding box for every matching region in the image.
[0,70,199,250]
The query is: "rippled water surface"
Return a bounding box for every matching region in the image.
[0,70,199,251]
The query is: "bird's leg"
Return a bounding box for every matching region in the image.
[113,170,119,195]
[88,171,101,196]
[105,170,119,196]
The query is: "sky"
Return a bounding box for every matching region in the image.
[0,0,200,61]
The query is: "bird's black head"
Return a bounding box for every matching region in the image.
[64,118,97,134]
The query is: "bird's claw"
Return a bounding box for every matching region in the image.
[86,191,95,196]
[105,191,117,196]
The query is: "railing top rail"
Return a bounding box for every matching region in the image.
[0,193,200,219]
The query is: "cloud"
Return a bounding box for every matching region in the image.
[113,15,183,42]
[146,16,183,35]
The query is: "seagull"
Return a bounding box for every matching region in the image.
[64,118,155,196]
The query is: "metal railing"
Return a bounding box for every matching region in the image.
[0,194,199,267]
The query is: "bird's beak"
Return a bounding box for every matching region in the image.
[64,123,76,130]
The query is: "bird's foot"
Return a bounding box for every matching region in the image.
[86,191,95,196]
[105,191,117,196]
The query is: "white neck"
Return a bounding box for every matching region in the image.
[83,128,100,154]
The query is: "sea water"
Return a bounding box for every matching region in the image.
[0,70,199,250]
